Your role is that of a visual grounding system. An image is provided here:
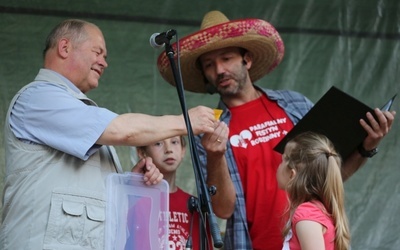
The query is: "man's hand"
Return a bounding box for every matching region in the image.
[201,121,236,218]
[342,109,396,180]
[360,109,396,150]
[131,157,163,185]
[201,121,229,156]
[188,106,216,135]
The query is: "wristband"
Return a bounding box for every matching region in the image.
[357,144,378,158]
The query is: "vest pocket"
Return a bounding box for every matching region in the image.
[43,188,105,249]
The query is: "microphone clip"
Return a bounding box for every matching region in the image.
[158,30,177,45]
[164,29,177,40]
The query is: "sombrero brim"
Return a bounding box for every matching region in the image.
[157,18,284,93]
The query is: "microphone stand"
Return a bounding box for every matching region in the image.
[161,30,223,249]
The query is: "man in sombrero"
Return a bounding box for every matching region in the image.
[157,10,396,250]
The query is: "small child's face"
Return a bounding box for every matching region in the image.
[276,142,295,190]
[142,136,185,174]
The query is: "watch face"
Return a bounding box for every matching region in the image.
[358,144,378,158]
[369,148,378,156]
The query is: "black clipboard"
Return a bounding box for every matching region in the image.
[273,86,396,160]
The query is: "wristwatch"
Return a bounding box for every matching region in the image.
[357,144,378,158]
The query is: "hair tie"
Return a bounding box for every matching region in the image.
[325,152,337,159]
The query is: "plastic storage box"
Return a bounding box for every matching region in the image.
[105,172,169,250]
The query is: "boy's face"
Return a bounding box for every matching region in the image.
[140,136,185,175]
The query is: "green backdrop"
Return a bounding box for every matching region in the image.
[1,1,399,249]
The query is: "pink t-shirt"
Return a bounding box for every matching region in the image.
[289,201,335,250]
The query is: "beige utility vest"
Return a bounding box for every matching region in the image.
[1,71,123,249]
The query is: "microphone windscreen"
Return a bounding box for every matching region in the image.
[149,33,164,49]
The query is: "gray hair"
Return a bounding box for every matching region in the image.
[43,19,95,58]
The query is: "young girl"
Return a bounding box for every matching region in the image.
[277,132,351,250]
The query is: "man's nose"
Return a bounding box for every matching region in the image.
[215,61,225,74]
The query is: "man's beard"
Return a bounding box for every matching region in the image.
[215,67,248,97]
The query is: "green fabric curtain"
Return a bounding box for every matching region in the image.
[1,1,399,249]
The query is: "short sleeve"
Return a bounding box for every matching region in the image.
[292,202,332,230]
[10,82,118,160]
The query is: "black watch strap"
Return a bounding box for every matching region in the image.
[357,144,378,158]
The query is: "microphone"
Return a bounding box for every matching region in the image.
[149,29,177,48]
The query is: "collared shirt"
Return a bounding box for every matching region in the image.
[195,87,313,250]
[9,69,118,160]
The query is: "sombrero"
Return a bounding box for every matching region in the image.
[157,10,285,93]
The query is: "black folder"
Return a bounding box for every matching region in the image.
[273,86,396,160]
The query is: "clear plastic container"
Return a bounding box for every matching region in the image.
[105,172,169,250]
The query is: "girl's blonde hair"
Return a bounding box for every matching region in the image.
[282,132,350,250]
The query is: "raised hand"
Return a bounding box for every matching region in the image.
[187,106,216,135]
[131,157,164,185]
[360,108,396,150]
[201,121,229,156]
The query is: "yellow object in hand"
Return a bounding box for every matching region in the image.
[213,109,223,120]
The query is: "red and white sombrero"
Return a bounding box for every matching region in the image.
[157,10,285,93]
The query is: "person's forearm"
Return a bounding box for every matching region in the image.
[206,155,236,219]
[341,151,367,181]
[99,113,186,146]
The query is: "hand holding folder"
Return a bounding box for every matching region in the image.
[274,86,396,160]
[381,94,397,111]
